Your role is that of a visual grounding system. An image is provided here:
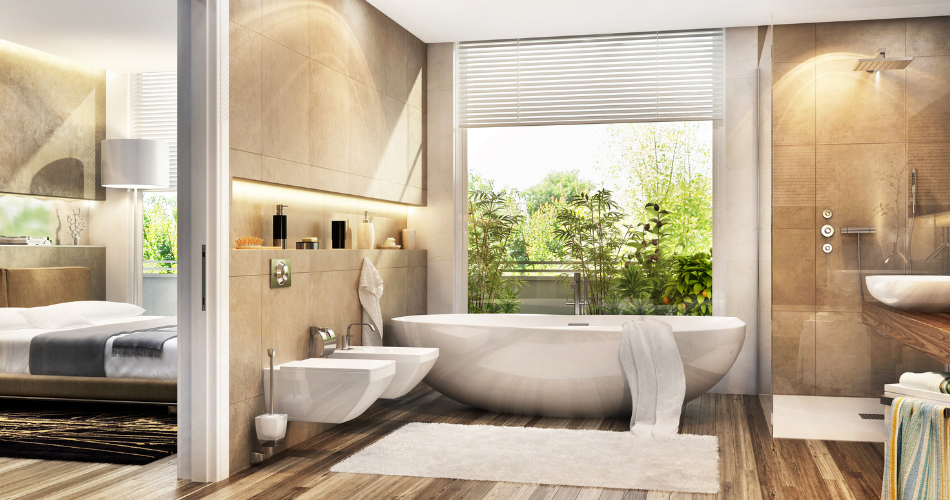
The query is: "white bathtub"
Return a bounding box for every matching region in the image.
[392,314,746,418]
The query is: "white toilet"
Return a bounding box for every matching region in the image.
[330,346,439,399]
[263,358,395,424]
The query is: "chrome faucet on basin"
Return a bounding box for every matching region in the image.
[343,323,375,350]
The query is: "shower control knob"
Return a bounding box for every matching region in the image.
[822,209,833,219]
[823,244,833,254]
[821,224,835,237]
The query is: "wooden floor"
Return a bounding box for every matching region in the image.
[0,385,886,500]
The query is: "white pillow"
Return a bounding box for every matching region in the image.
[58,301,146,321]
[0,308,31,331]
[18,306,95,330]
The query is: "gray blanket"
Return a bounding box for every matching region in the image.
[29,317,177,377]
[112,327,178,358]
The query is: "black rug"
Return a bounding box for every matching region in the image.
[0,400,176,465]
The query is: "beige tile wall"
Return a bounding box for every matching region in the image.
[228,248,426,473]
[229,0,426,205]
[771,17,950,397]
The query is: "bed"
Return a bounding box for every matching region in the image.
[0,267,177,404]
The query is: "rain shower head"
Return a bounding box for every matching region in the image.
[853,48,913,72]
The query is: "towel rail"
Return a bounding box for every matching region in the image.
[881,395,950,417]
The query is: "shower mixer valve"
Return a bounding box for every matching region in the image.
[821,225,835,237]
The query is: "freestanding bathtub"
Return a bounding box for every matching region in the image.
[392,314,745,418]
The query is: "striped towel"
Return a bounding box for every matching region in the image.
[900,372,950,394]
[882,397,950,499]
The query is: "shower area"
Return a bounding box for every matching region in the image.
[767,16,950,421]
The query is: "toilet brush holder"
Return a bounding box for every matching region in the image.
[251,348,288,463]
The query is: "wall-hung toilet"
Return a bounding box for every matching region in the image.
[263,358,395,424]
[330,346,439,399]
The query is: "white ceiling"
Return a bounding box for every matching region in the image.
[0,0,176,73]
[367,0,950,43]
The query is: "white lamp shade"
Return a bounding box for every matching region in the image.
[101,139,170,189]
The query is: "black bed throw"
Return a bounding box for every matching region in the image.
[29,317,177,377]
[111,327,177,358]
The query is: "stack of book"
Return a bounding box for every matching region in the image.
[0,236,52,246]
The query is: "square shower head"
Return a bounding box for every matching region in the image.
[853,48,913,72]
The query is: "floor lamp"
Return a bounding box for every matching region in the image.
[101,139,170,306]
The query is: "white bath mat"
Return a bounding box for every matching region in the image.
[331,423,720,494]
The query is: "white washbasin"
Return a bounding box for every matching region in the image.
[866,275,950,312]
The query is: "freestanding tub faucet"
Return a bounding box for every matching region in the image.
[566,272,588,315]
[344,323,375,350]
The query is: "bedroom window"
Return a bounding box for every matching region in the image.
[460,30,722,316]
[132,72,177,315]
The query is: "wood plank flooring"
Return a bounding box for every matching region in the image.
[0,385,886,500]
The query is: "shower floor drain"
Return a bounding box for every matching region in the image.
[859,413,885,420]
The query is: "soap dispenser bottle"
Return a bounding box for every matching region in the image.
[357,211,376,250]
[273,205,289,249]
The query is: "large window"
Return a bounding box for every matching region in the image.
[462,30,720,316]
[132,72,177,315]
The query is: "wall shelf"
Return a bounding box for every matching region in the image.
[862,301,950,365]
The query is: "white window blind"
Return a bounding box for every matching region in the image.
[458,29,724,127]
[130,72,177,190]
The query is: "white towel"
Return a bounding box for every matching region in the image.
[619,317,686,440]
[358,257,384,346]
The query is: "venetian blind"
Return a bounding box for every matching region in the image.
[457,29,724,127]
[130,72,177,190]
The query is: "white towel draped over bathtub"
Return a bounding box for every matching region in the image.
[358,257,384,346]
[619,317,686,440]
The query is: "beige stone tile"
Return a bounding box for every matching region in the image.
[376,92,409,185]
[230,0,261,32]
[229,396,265,475]
[310,270,362,345]
[908,142,950,216]
[349,78,382,178]
[907,56,950,143]
[261,0,310,56]
[408,265,427,316]
[772,62,815,146]
[230,275,263,404]
[377,266,408,338]
[772,145,815,229]
[359,248,408,268]
[907,17,950,57]
[262,38,311,164]
[310,61,350,171]
[260,249,313,274]
[310,166,355,194]
[815,312,901,397]
[407,250,426,267]
[230,21,263,154]
[772,24,815,63]
[310,0,353,77]
[367,10,409,102]
[427,43,454,92]
[230,249,263,275]
[262,272,312,366]
[771,310,816,395]
[262,155,310,189]
[816,59,905,144]
[815,19,905,61]
[284,422,329,449]
[408,106,425,189]
[231,148,262,181]
[230,185,267,248]
[310,249,354,272]
[772,228,816,309]
[407,34,426,112]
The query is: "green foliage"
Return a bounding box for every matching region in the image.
[626,202,675,304]
[0,195,52,238]
[522,170,595,215]
[601,122,713,255]
[665,252,713,316]
[554,189,627,314]
[468,183,525,313]
[143,195,178,274]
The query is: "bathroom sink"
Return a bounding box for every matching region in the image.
[866,275,950,312]
[330,346,439,399]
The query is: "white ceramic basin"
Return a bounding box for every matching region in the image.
[330,346,439,399]
[866,275,950,312]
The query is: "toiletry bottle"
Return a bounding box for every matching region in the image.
[273,205,289,249]
[331,221,346,249]
[358,211,376,250]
